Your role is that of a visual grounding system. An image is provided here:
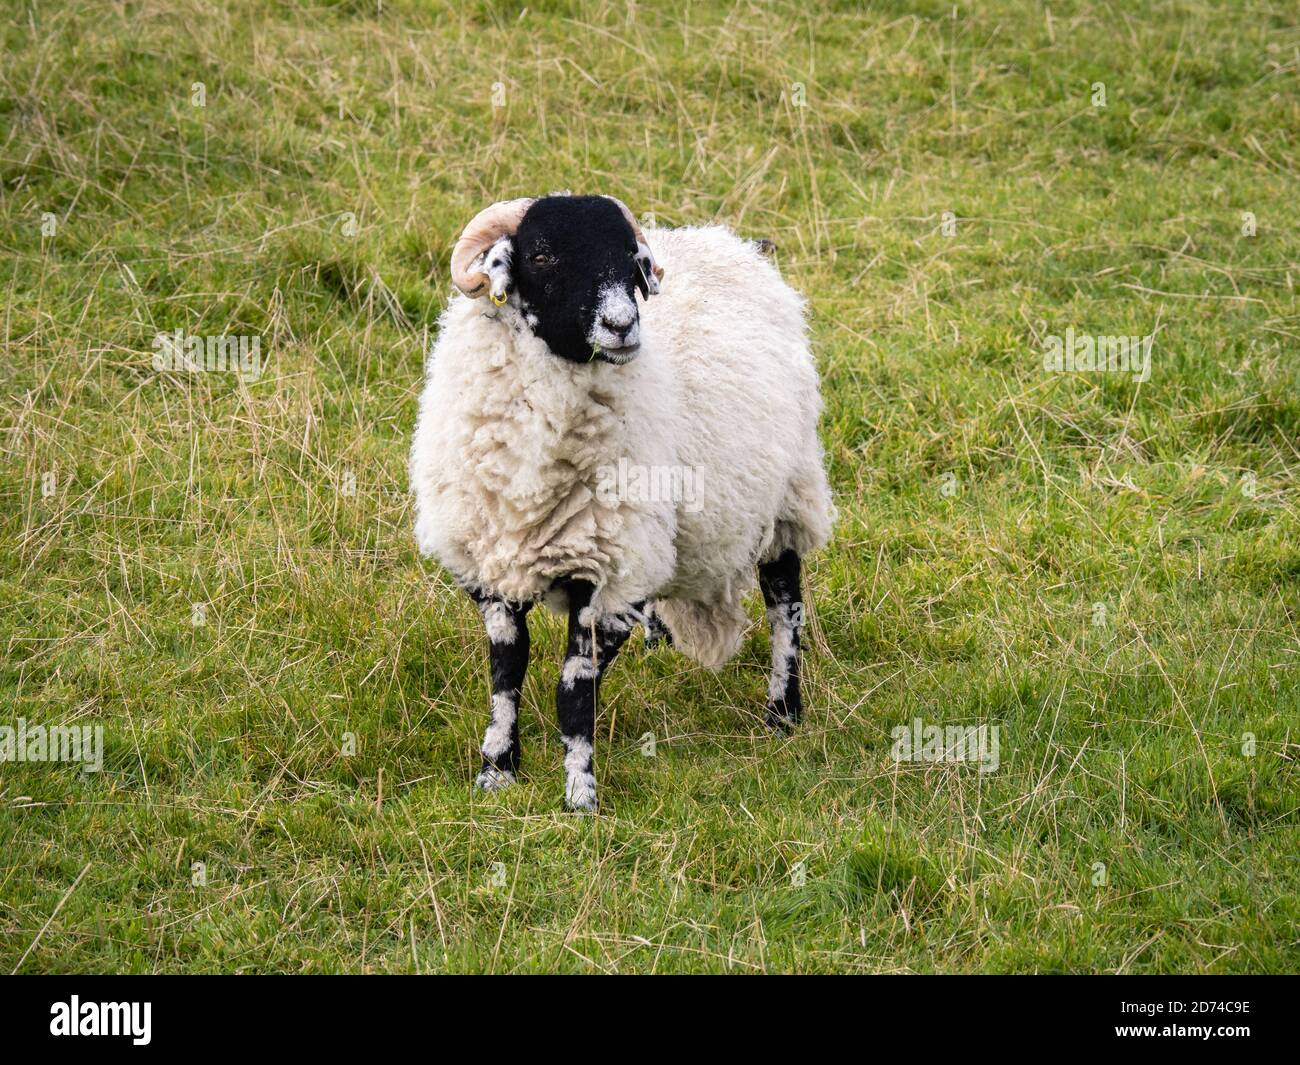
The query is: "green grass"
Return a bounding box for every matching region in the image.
[1,0,1297,973]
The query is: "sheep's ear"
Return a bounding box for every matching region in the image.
[634,244,661,298]
[479,237,515,304]
[450,198,534,298]
[604,196,664,296]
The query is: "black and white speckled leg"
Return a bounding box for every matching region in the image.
[641,600,673,650]
[555,580,635,811]
[466,588,532,790]
[758,549,804,729]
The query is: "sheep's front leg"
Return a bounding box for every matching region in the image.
[759,549,804,729]
[468,589,532,790]
[556,580,633,811]
[641,600,673,649]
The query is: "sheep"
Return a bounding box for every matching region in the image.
[410,193,834,810]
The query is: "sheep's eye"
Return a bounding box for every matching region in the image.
[530,253,552,266]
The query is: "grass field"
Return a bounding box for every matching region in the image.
[2,0,1298,974]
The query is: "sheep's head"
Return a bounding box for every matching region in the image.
[451,194,663,365]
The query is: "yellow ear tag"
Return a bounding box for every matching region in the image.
[489,290,507,306]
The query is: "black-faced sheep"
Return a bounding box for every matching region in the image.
[410,193,834,810]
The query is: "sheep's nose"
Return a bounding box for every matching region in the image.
[601,316,635,340]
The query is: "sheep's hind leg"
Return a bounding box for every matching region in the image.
[556,581,634,811]
[468,589,532,790]
[758,549,805,729]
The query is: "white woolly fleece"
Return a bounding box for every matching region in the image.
[410,224,834,668]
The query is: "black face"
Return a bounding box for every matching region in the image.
[509,196,648,364]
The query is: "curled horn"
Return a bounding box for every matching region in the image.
[450,197,534,298]
[604,196,664,291]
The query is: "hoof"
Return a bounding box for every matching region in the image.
[563,773,598,812]
[764,702,800,731]
[475,765,516,791]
